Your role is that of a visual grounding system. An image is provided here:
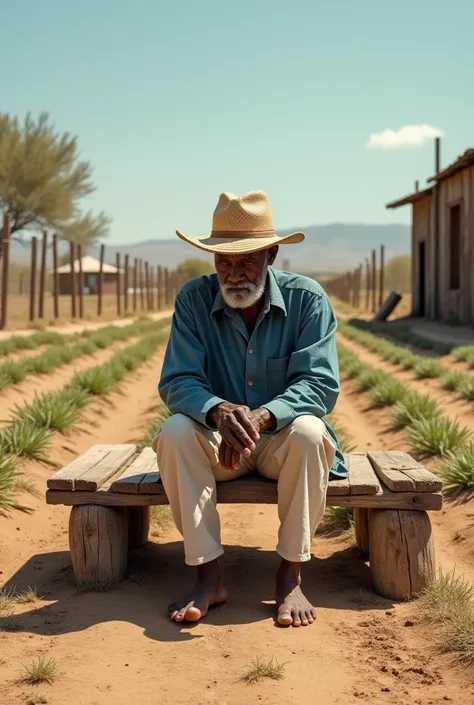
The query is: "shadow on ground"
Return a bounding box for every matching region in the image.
[3,539,393,643]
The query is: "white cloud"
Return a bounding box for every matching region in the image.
[366,124,444,149]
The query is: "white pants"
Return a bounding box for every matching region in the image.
[152,414,335,567]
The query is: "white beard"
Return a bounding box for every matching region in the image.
[220,264,268,309]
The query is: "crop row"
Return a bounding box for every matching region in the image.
[0,327,170,515]
[338,343,474,495]
[338,320,474,402]
[346,317,474,362]
[0,318,170,392]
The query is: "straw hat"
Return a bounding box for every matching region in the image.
[176,190,305,254]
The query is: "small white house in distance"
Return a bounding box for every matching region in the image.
[55,255,120,295]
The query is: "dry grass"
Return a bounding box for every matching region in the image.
[13,475,41,498]
[24,695,48,705]
[19,657,58,685]
[240,656,287,685]
[15,586,43,604]
[150,505,172,537]
[419,569,474,665]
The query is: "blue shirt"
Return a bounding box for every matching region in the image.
[159,268,347,479]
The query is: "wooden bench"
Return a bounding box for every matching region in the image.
[46,446,443,601]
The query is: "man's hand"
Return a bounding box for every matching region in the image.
[209,404,276,472]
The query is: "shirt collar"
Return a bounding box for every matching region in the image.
[211,268,287,318]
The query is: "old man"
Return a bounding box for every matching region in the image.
[152,190,346,627]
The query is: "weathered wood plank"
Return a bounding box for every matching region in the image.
[47,445,127,490]
[327,478,350,496]
[368,451,442,492]
[139,471,162,494]
[74,445,136,491]
[111,448,157,493]
[344,452,380,495]
[46,480,443,511]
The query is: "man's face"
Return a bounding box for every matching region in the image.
[215,247,278,309]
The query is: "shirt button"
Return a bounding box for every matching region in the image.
[248,349,254,355]
[248,381,253,387]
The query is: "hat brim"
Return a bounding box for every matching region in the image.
[175,230,305,254]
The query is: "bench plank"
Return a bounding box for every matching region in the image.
[368,451,442,492]
[47,445,128,491]
[345,453,381,495]
[45,476,443,511]
[111,448,157,493]
[73,445,136,491]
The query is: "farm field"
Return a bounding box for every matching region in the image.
[1,306,474,704]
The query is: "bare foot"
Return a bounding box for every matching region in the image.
[276,582,316,627]
[168,560,227,623]
[275,559,316,627]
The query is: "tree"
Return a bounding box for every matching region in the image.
[176,257,214,279]
[384,255,411,293]
[0,112,110,257]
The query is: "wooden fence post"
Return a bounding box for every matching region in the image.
[144,261,150,310]
[379,244,385,308]
[116,252,121,317]
[124,254,129,313]
[365,258,370,310]
[139,259,145,310]
[29,236,38,323]
[149,265,155,310]
[371,248,377,314]
[70,241,77,319]
[38,231,48,319]
[52,234,59,319]
[77,245,84,319]
[98,244,105,316]
[164,268,170,307]
[157,266,163,310]
[0,213,11,330]
[133,258,138,311]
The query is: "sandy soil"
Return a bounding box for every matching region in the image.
[1,341,474,704]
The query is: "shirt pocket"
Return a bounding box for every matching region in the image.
[267,356,290,400]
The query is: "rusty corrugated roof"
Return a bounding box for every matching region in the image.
[428,148,474,182]
[385,186,433,209]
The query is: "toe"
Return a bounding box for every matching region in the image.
[169,610,178,620]
[184,605,202,622]
[300,611,309,626]
[277,609,293,626]
[292,611,302,627]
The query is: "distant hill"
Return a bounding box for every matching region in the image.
[8,223,410,273]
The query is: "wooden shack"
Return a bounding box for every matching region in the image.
[56,255,120,296]
[387,147,474,325]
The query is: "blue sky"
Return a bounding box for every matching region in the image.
[2,0,473,243]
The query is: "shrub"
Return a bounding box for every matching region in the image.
[440,370,466,391]
[72,367,116,395]
[0,451,32,514]
[440,443,474,495]
[12,391,83,432]
[452,346,472,362]
[370,378,407,408]
[355,368,385,392]
[407,416,471,456]
[458,377,474,402]
[413,359,444,379]
[390,393,440,429]
[0,420,51,458]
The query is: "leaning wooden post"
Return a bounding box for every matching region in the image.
[69,241,77,319]
[97,244,105,316]
[371,248,377,313]
[115,252,121,317]
[0,213,11,330]
[124,254,129,312]
[52,234,59,319]
[38,231,48,319]
[29,236,38,323]
[379,244,385,308]
[77,244,84,319]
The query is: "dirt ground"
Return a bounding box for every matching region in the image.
[1,332,474,704]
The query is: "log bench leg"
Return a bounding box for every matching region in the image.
[69,505,128,586]
[369,509,435,601]
[127,506,150,548]
[354,508,370,555]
